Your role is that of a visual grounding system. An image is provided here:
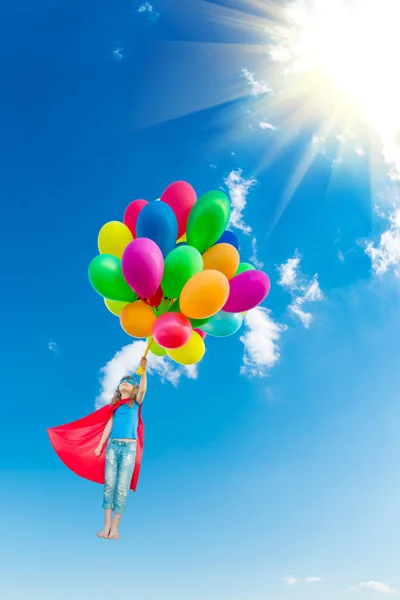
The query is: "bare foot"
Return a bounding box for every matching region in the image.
[108,527,120,540]
[97,527,111,539]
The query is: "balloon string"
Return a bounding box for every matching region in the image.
[136,339,153,375]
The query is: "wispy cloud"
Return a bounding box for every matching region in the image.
[96,340,197,408]
[223,169,264,267]
[48,340,58,354]
[137,1,153,12]
[240,307,286,377]
[137,2,159,18]
[277,252,323,328]
[224,169,256,235]
[348,582,395,594]
[112,47,124,61]
[250,236,263,269]
[259,121,278,131]
[284,575,322,586]
[242,68,272,97]
[365,207,400,276]
[311,134,327,157]
[277,255,300,288]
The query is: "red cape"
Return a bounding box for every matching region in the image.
[47,399,144,492]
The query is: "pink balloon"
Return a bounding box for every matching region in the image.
[223,270,271,313]
[194,328,206,340]
[160,181,197,239]
[124,199,148,237]
[152,313,192,349]
[122,238,164,298]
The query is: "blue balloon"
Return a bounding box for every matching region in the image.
[214,230,240,251]
[200,310,243,337]
[136,201,178,257]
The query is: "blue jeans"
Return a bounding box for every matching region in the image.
[102,440,137,515]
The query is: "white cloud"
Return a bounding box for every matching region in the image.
[288,302,314,328]
[240,307,287,377]
[137,1,153,13]
[112,47,123,61]
[332,157,344,167]
[277,253,323,328]
[348,582,395,594]
[224,169,256,234]
[48,340,58,354]
[365,207,400,276]
[242,67,272,97]
[259,121,278,131]
[250,236,264,269]
[284,575,322,586]
[224,169,264,268]
[96,340,197,408]
[311,134,327,156]
[277,255,301,289]
[137,1,159,18]
[302,276,324,302]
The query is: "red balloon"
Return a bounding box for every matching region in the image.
[194,328,206,340]
[152,312,192,349]
[146,285,164,309]
[160,181,197,239]
[124,199,148,237]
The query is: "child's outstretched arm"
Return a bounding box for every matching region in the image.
[136,357,147,404]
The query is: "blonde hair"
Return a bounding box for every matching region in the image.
[110,376,139,408]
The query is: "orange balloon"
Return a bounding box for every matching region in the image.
[180,269,230,319]
[120,301,156,338]
[202,243,240,280]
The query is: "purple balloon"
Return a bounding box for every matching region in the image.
[223,270,271,313]
[122,238,164,298]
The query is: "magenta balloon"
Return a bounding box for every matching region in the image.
[223,270,271,313]
[122,238,164,298]
[194,328,206,340]
[152,312,192,349]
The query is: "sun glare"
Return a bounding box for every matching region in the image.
[268,0,400,176]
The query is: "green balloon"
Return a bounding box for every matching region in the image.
[162,246,203,298]
[186,190,231,253]
[235,262,256,276]
[147,336,167,357]
[169,298,211,328]
[88,254,137,302]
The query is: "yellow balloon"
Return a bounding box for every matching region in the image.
[98,221,133,259]
[167,330,205,365]
[202,243,240,280]
[147,336,167,357]
[104,298,129,316]
[177,233,187,244]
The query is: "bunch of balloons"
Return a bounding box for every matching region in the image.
[88,181,271,366]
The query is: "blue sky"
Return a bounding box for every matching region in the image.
[2,1,400,599]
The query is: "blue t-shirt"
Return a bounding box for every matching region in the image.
[111,402,139,440]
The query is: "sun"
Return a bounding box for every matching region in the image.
[266,0,400,175]
[132,0,400,192]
